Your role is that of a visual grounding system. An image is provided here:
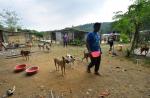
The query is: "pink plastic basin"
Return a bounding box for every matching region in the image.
[25,66,39,74]
[15,64,27,71]
[91,51,101,58]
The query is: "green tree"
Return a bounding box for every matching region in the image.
[113,0,150,56]
[112,13,134,41]
[0,9,20,31]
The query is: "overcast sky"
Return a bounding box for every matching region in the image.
[0,0,133,31]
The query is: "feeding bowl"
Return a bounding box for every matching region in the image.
[14,64,27,72]
[25,66,39,74]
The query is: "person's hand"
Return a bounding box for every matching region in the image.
[100,51,102,54]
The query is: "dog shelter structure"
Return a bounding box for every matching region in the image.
[139,30,150,45]
[0,28,32,44]
[133,30,150,56]
[45,28,87,43]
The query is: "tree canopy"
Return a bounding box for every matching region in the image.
[0,9,20,31]
[112,0,150,56]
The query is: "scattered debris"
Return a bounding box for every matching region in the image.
[122,69,127,72]
[115,67,120,69]
[40,85,45,91]
[138,69,142,72]
[1,95,7,98]
[0,82,3,85]
[6,85,16,96]
[88,88,93,92]
[1,86,16,98]
[50,89,55,98]
[86,91,90,97]
[98,89,110,98]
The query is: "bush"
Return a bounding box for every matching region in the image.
[120,33,130,43]
[69,39,85,46]
[34,33,43,38]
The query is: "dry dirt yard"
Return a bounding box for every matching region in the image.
[0,45,150,98]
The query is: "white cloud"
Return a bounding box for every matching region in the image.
[0,0,133,31]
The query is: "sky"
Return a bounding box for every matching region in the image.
[0,0,133,31]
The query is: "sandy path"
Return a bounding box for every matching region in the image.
[0,45,150,98]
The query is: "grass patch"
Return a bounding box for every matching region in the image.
[142,58,150,68]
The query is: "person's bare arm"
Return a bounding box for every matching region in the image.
[86,37,91,53]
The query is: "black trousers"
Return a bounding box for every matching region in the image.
[88,55,101,72]
[63,41,67,47]
[109,41,113,51]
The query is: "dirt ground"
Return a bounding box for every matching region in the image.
[0,44,150,98]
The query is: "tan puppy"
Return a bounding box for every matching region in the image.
[26,42,32,49]
[45,44,50,51]
[54,57,66,76]
[82,50,90,62]
[38,43,45,50]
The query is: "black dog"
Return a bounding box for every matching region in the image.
[20,50,30,60]
[140,45,149,56]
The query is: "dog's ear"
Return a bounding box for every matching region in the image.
[62,56,65,59]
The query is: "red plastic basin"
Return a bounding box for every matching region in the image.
[25,66,39,74]
[15,64,27,71]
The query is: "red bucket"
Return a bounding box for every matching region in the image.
[91,51,101,58]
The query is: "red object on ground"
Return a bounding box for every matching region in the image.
[99,90,110,97]
[15,64,27,71]
[25,66,39,74]
[91,51,101,58]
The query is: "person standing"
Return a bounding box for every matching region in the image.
[86,23,102,75]
[108,31,115,53]
[63,33,68,47]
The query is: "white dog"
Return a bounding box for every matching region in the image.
[65,54,75,68]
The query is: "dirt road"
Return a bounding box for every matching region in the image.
[0,45,150,98]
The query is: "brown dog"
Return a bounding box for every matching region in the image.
[45,44,50,51]
[20,50,30,60]
[54,57,66,76]
[26,42,32,49]
[82,51,90,62]
[140,45,149,56]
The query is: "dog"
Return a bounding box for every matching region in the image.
[20,50,30,60]
[38,43,45,50]
[54,57,66,76]
[140,45,149,56]
[82,51,90,62]
[64,54,75,68]
[45,44,50,51]
[26,42,32,49]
